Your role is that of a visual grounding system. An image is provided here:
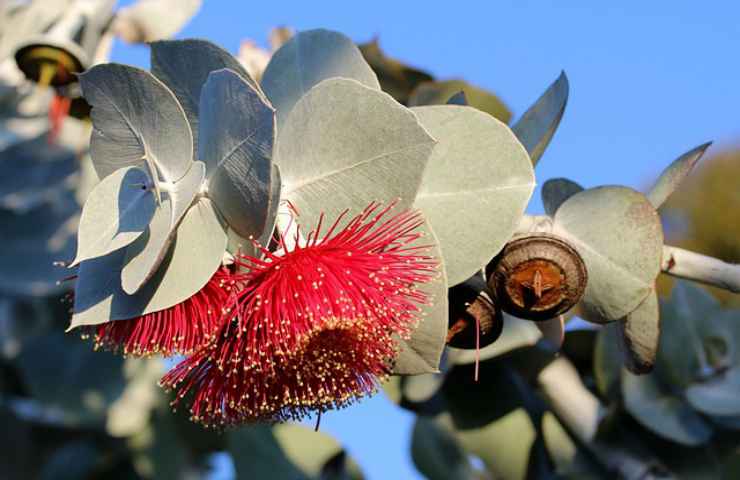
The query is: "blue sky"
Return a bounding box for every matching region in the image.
[112,2,740,478]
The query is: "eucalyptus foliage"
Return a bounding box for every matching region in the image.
[0,10,738,480]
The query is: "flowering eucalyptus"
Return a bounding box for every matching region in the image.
[67,28,539,425]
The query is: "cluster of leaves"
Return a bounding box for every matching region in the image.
[1,3,739,479]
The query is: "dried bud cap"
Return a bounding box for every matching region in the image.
[446,275,503,349]
[488,233,587,321]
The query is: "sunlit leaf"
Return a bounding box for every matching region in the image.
[394,221,448,375]
[150,38,260,150]
[80,63,193,182]
[647,142,711,209]
[511,72,569,166]
[71,166,155,267]
[411,417,475,480]
[412,105,534,285]
[273,424,359,478]
[541,177,583,217]
[199,68,276,240]
[228,426,309,480]
[262,29,380,127]
[70,198,226,328]
[553,187,663,322]
[121,161,205,294]
[448,315,542,365]
[113,0,202,44]
[408,79,511,123]
[277,78,434,230]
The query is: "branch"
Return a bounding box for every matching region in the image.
[662,245,740,293]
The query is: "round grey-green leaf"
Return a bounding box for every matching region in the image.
[199,68,276,240]
[80,63,193,182]
[412,105,534,285]
[542,177,584,217]
[71,166,156,267]
[622,369,712,446]
[150,38,261,151]
[70,197,227,328]
[686,367,740,417]
[393,221,448,375]
[121,161,205,294]
[553,187,663,322]
[261,29,380,127]
[277,78,435,231]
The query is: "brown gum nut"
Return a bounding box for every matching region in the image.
[488,234,587,321]
[446,275,503,349]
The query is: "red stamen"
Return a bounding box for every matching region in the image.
[87,266,237,357]
[161,203,439,426]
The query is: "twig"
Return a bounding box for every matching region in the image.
[662,245,740,293]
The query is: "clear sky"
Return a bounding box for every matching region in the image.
[112,2,740,478]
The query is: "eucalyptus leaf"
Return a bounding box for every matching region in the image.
[0,191,78,297]
[39,442,100,480]
[0,133,76,213]
[15,332,125,426]
[511,71,569,166]
[655,282,723,389]
[647,142,711,209]
[412,105,534,285]
[446,90,468,106]
[618,290,660,374]
[453,407,538,479]
[408,79,512,123]
[686,367,740,417]
[80,63,193,182]
[593,323,623,399]
[448,315,542,365]
[228,426,309,480]
[262,29,380,126]
[542,177,584,217]
[71,166,155,267]
[150,38,260,150]
[70,198,226,328]
[121,161,205,294]
[358,38,433,104]
[199,68,276,240]
[553,187,663,322]
[257,163,282,248]
[393,221,448,375]
[411,417,476,480]
[273,424,350,477]
[277,78,435,230]
[113,0,201,43]
[622,370,712,446]
[403,373,446,404]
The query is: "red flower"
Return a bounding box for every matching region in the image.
[87,266,238,356]
[161,202,438,426]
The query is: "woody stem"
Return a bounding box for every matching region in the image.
[662,245,740,293]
